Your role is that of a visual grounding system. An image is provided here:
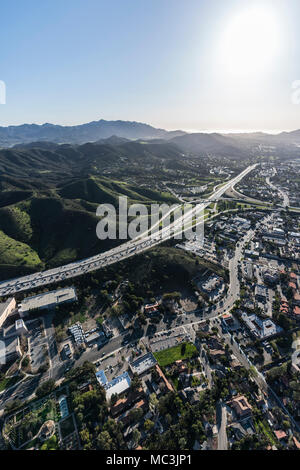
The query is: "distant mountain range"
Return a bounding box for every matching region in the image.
[0,119,186,147]
[0,118,300,157]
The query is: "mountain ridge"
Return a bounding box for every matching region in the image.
[0,119,186,147]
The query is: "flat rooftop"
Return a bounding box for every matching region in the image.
[0,297,14,316]
[18,287,77,314]
[130,352,157,375]
[99,372,131,400]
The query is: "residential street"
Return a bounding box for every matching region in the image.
[217,400,228,450]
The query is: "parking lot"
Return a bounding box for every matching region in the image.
[147,326,193,353]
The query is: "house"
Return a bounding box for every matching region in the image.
[294,292,300,306]
[209,349,226,360]
[274,429,287,442]
[280,299,289,314]
[144,302,159,314]
[293,306,300,321]
[230,395,252,418]
[174,360,188,374]
[230,355,242,370]
[290,272,298,284]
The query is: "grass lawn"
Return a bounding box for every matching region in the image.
[254,419,277,447]
[154,342,198,367]
[37,399,58,422]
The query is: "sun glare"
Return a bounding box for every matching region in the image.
[219,5,281,77]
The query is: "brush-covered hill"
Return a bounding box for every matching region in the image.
[0,140,182,280]
[0,139,186,179]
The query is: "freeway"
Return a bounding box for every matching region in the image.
[0,164,256,297]
[0,196,268,412]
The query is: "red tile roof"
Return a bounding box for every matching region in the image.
[293,306,300,316]
[155,365,174,392]
[293,436,300,450]
[274,430,287,440]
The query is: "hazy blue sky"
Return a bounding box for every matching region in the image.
[1,0,300,132]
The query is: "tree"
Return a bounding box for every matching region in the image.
[129,408,143,424]
[5,399,22,414]
[110,393,118,406]
[97,430,113,450]
[130,374,142,392]
[36,379,55,398]
[149,393,159,414]
[144,419,154,432]
[133,428,141,446]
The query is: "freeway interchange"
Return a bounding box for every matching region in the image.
[0,164,256,298]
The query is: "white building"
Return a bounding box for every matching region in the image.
[241,312,281,339]
[0,297,16,328]
[15,319,28,336]
[96,371,132,400]
[18,287,77,316]
[130,353,157,376]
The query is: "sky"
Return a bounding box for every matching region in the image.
[1,0,300,132]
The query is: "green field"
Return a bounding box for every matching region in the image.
[154,342,198,367]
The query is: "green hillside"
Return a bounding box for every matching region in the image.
[0,163,179,279]
[0,230,43,269]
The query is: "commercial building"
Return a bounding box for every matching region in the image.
[241,312,282,339]
[130,352,157,376]
[243,261,253,281]
[0,297,16,328]
[1,336,22,364]
[85,331,107,346]
[18,287,77,316]
[221,313,235,329]
[255,284,268,302]
[96,371,132,400]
